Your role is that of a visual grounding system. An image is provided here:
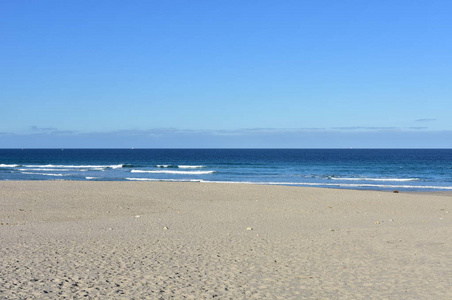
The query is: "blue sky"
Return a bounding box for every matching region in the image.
[1,0,451,148]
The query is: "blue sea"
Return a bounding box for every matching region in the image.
[1,149,451,191]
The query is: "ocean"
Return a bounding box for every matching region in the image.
[1,149,451,191]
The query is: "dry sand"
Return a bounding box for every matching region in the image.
[0,181,451,299]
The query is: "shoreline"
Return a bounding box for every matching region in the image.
[3,179,452,194]
[1,181,451,298]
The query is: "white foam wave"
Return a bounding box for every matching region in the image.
[18,168,74,172]
[318,182,452,190]
[121,178,452,190]
[126,178,201,182]
[21,172,64,177]
[155,165,204,169]
[178,165,204,169]
[330,177,419,182]
[85,177,99,180]
[131,170,215,175]
[196,180,452,190]
[23,164,123,169]
[0,164,19,168]
[198,180,314,185]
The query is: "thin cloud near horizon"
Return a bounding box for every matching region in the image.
[415,118,437,122]
[6,126,445,137]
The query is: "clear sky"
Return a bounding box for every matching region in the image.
[1,0,451,148]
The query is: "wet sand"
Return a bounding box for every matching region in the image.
[1,181,451,299]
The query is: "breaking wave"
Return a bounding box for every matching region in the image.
[156,165,205,169]
[23,164,124,169]
[330,177,419,182]
[131,170,215,175]
[0,164,19,168]
[126,178,202,182]
[21,172,65,177]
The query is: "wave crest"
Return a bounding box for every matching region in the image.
[126,178,201,182]
[131,170,214,175]
[21,172,65,177]
[0,164,19,168]
[156,165,205,169]
[330,177,419,182]
[22,164,124,169]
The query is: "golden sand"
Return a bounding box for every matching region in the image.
[1,181,451,299]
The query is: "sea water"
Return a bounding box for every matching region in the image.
[0,149,451,191]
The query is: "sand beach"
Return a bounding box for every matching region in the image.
[1,181,451,299]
